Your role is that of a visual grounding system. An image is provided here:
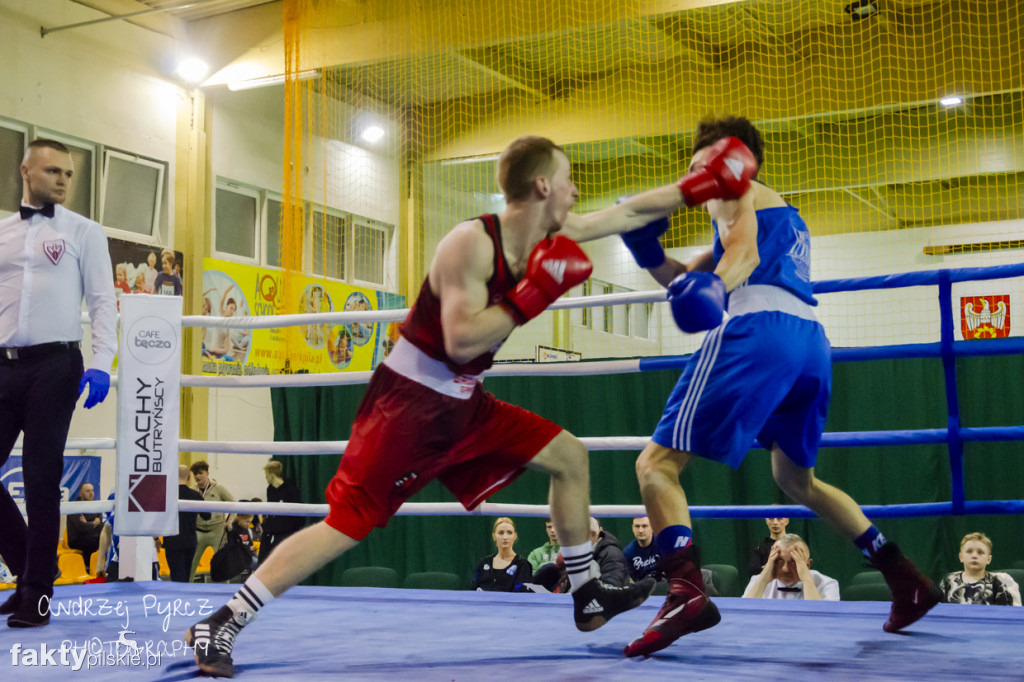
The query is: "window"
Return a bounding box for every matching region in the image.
[575,279,593,328]
[0,122,27,214]
[573,278,650,339]
[633,302,653,340]
[101,150,162,236]
[311,208,346,280]
[599,281,631,336]
[352,216,390,285]
[264,196,284,268]
[215,183,259,259]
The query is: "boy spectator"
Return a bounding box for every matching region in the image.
[939,532,1021,606]
[189,460,235,582]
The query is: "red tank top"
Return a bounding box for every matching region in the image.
[399,214,517,375]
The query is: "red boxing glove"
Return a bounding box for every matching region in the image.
[677,136,758,207]
[502,236,593,325]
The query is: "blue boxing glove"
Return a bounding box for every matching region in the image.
[616,196,670,269]
[621,216,670,269]
[79,369,111,409]
[667,271,726,333]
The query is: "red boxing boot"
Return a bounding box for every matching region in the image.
[623,547,721,658]
[874,542,941,632]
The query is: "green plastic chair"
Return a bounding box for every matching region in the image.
[403,571,463,591]
[703,563,739,597]
[995,568,1024,590]
[340,566,399,588]
[842,582,892,602]
[851,570,886,586]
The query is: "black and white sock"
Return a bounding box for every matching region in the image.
[224,575,275,624]
[561,542,596,592]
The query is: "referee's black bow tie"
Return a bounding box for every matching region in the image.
[777,585,802,592]
[20,204,55,220]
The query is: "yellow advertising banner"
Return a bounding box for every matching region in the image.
[200,258,405,376]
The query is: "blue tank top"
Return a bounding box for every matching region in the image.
[712,204,816,305]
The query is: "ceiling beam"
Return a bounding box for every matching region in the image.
[69,0,186,38]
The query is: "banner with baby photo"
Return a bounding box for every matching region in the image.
[200,258,405,376]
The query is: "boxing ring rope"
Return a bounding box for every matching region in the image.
[55,262,1024,522]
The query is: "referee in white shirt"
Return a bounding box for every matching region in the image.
[0,139,117,628]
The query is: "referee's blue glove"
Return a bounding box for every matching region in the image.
[79,369,111,409]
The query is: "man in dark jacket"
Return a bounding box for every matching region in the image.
[258,461,303,566]
[162,465,210,582]
[590,517,629,587]
[66,483,103,568]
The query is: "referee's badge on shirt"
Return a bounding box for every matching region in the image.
[43,239,66,265]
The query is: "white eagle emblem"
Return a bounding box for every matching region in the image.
[964,298,1006,331]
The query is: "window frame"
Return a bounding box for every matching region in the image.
[349,214,392,288]
[99,148,164,241]
[309,204,348,282]
[213,178,262,264]
[0,118,30,217]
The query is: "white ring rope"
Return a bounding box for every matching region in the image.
[177,436,647,455]
[57,499,648,519]
[172,500,648,519]
[77,289,665,330]
[16,436,647,454]
[179,289,664,330]
[181,359,643,388]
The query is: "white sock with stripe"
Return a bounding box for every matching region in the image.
[225,575,275,623]
[561,541,597,593]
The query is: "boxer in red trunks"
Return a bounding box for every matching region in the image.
[187,135,672,677]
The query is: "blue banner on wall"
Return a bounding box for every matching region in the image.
[0,455,103,508]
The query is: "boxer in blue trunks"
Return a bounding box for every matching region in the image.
[601,116,941,658]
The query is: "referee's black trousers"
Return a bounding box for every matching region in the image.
[0,348,83,598]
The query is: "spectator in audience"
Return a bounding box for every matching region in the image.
[224,507,260,583]
[259,461,303,566]
[66,483,103,568]
[246,498,264,543]
[743,533,839,600]
[590,517,629,587]
[939,532,1021,606]
[189,460,236,582]
[473,517,532,592]
[530,517,635,593]
[624,516,660,582]
[95,492,159,581]
[749,516,790,576]
[162,465,211,583]
[527,517,560,572]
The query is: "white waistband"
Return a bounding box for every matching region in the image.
[382,337,481,399]
[727,284,817,322]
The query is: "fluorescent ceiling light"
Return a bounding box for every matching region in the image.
[940,96,963,107]
[228,70,320,91]
[177,57,210,84]
[360,125,385,143]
